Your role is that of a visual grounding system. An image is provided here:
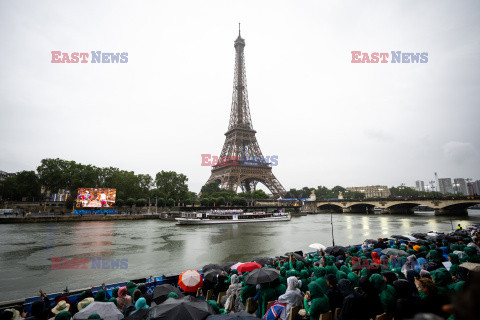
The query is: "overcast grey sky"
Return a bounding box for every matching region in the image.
[1,0,479,193]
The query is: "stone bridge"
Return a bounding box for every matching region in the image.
[256,199,480,215]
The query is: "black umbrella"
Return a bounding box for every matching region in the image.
[414,239,429,245]
[203,269,223,282]
[206,311,257,319]
[125,308,149,320]
[411,233,427,239]
[222,262,236,271]
[452,230,468,237]
[285,252,307,263]
[252,257,274,266]
[245,267,280,285]
[153,284,184,305]
[381,248,409,257]
[147,296,214,320]
[426,234,446,241]
[391,235,411,241]
[325,246,347,256]
[202,264,223,273]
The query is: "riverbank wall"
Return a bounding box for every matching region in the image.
[0,214,162,224]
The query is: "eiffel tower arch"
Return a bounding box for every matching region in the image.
[203,27,286,198]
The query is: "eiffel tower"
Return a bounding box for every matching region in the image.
[203,26,286,198]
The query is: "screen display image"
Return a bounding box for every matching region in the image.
[76,188,116,208]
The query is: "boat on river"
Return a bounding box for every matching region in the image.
[175,210,291,225]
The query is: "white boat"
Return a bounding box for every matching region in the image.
[175,211,291,225]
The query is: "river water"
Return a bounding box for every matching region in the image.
[1,210,479,302]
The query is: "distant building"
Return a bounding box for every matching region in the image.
[470,180,480,196]
[438,178,453,194]
[467,182,475,195]
[346,185,391,198]
[415,180,425,192]
[453,178,468,195]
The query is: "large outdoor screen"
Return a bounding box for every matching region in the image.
[76,188,116,208]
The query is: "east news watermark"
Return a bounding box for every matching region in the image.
[51,257,128,269]
[351,51,428,63]
[201,154,279,167]
[51,51,128,63]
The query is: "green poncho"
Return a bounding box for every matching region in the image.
[55,311,72,320]
[167,292,178,299]
[256,286,278,318]
[207,300,226,314]
[126,281,137,297]
[325,265,338,276]
[370,274,396,313]
[336,271,347,281]
[304,281,330,320]
[347,272,359,287]
[448,253,460,276]
[94,290,108,302]
[315,277,329,294]
[431,268,453,298]
[428,250,441,263]
[463,247,480,263]
[340,265,351,274]
[240,284,256,303]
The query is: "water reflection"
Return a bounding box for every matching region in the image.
[1,211,479,302]
[379,217,389,236]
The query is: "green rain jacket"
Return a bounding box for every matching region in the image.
[303,281,330,320]
[370,274,396,314]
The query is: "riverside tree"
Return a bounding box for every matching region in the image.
[155,171,189,207]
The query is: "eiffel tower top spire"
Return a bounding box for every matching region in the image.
[229,25,251,131]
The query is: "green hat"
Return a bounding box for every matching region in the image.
[55,311,72,320]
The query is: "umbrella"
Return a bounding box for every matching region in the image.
[237,262,262,273]
[73,302,123,320]
[309,243,326,251]
[153,284,184,305]
[203,269,223,282]
[230,262,243,270]
[147,296,213,320]
[391,235,411,241]
[411,233,427,239]
[401,235,418,241]
[206,311,257,319]
[245,267,280,285]
[445,235,463,242]
[364,239,378,244]
[381,248,409,257]
[325,246,347,257]
[222,262,237,271]
[202,264,223,273]
[426,234,445,241]
[414,239,429,245]
[285,252,307,263]
[178,270,203,293]
[459,262,480,272]
[124,308,149,320]
[252,257,274,266]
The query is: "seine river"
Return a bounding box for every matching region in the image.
[1,211,479,302]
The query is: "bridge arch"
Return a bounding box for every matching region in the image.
[347,203,376,214]
[384,202,422,214]
[438,202,480,215]
[317,203,343,213]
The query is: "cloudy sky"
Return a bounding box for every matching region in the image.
[1,0,479,193]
